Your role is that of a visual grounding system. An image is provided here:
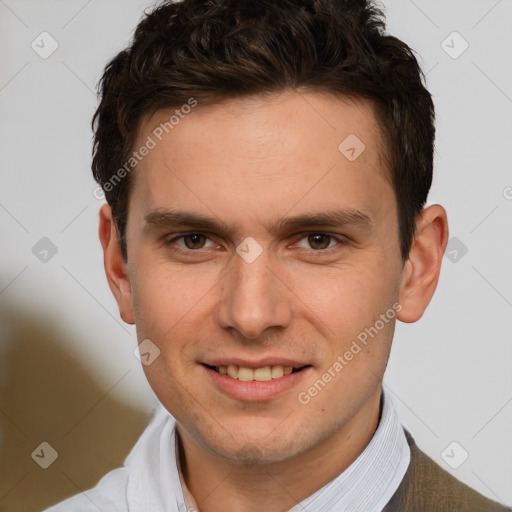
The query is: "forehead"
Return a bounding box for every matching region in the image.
[129,90,393,228]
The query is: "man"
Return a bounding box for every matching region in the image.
[45,0,510,511]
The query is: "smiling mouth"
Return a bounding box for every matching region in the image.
[204,364,309,382]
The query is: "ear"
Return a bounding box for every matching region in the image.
[98,204,135,325]
[397,204,449,323]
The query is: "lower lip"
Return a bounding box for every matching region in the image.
[202,365,312,402]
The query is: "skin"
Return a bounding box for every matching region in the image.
[99,90,449,512]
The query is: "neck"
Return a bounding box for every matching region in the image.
[177,390,382,512]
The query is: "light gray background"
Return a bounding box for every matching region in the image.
[1,0,511,510]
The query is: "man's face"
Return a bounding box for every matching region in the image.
[122,91,406,463]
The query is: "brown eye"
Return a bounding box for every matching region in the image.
[308,234,332,250]
[183,233,207,249]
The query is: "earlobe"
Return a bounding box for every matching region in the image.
[98,204,135,325]
[397,204,449,323]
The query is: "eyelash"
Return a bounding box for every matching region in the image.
[164,232,346,255]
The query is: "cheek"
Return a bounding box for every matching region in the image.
[291,260,398,338]
[131,258,219,335]
[295,264,400,393]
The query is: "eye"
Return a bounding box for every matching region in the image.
[168,233,217,250]
[295,233,339,251]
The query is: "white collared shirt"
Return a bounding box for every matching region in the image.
[44,389,409,512]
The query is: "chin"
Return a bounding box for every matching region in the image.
[215,440,298,465]
[199,425,309,465]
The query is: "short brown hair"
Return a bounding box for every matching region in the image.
[92,0,435,260]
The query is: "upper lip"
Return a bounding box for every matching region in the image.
[202,358,311,369]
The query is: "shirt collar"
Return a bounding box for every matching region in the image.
[174,387,410,512]
[292,387,410,511]
[126,402,185,511]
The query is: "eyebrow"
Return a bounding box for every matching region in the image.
[144,208,373,235]
[269,209,373,233]
[144,210,231,233]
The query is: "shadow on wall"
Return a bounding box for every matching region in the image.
[0,301,153,512]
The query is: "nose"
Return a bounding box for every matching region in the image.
[215,248,293,340]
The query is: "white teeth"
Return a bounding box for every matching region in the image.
[238,367,254,381]
[271,366,284,378]
[227,365,238,379]
[253,366,272,381]
[215,364,301,381]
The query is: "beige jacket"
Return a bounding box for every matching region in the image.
[383,432,510,511]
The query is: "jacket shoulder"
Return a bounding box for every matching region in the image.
[384,431,510,512]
